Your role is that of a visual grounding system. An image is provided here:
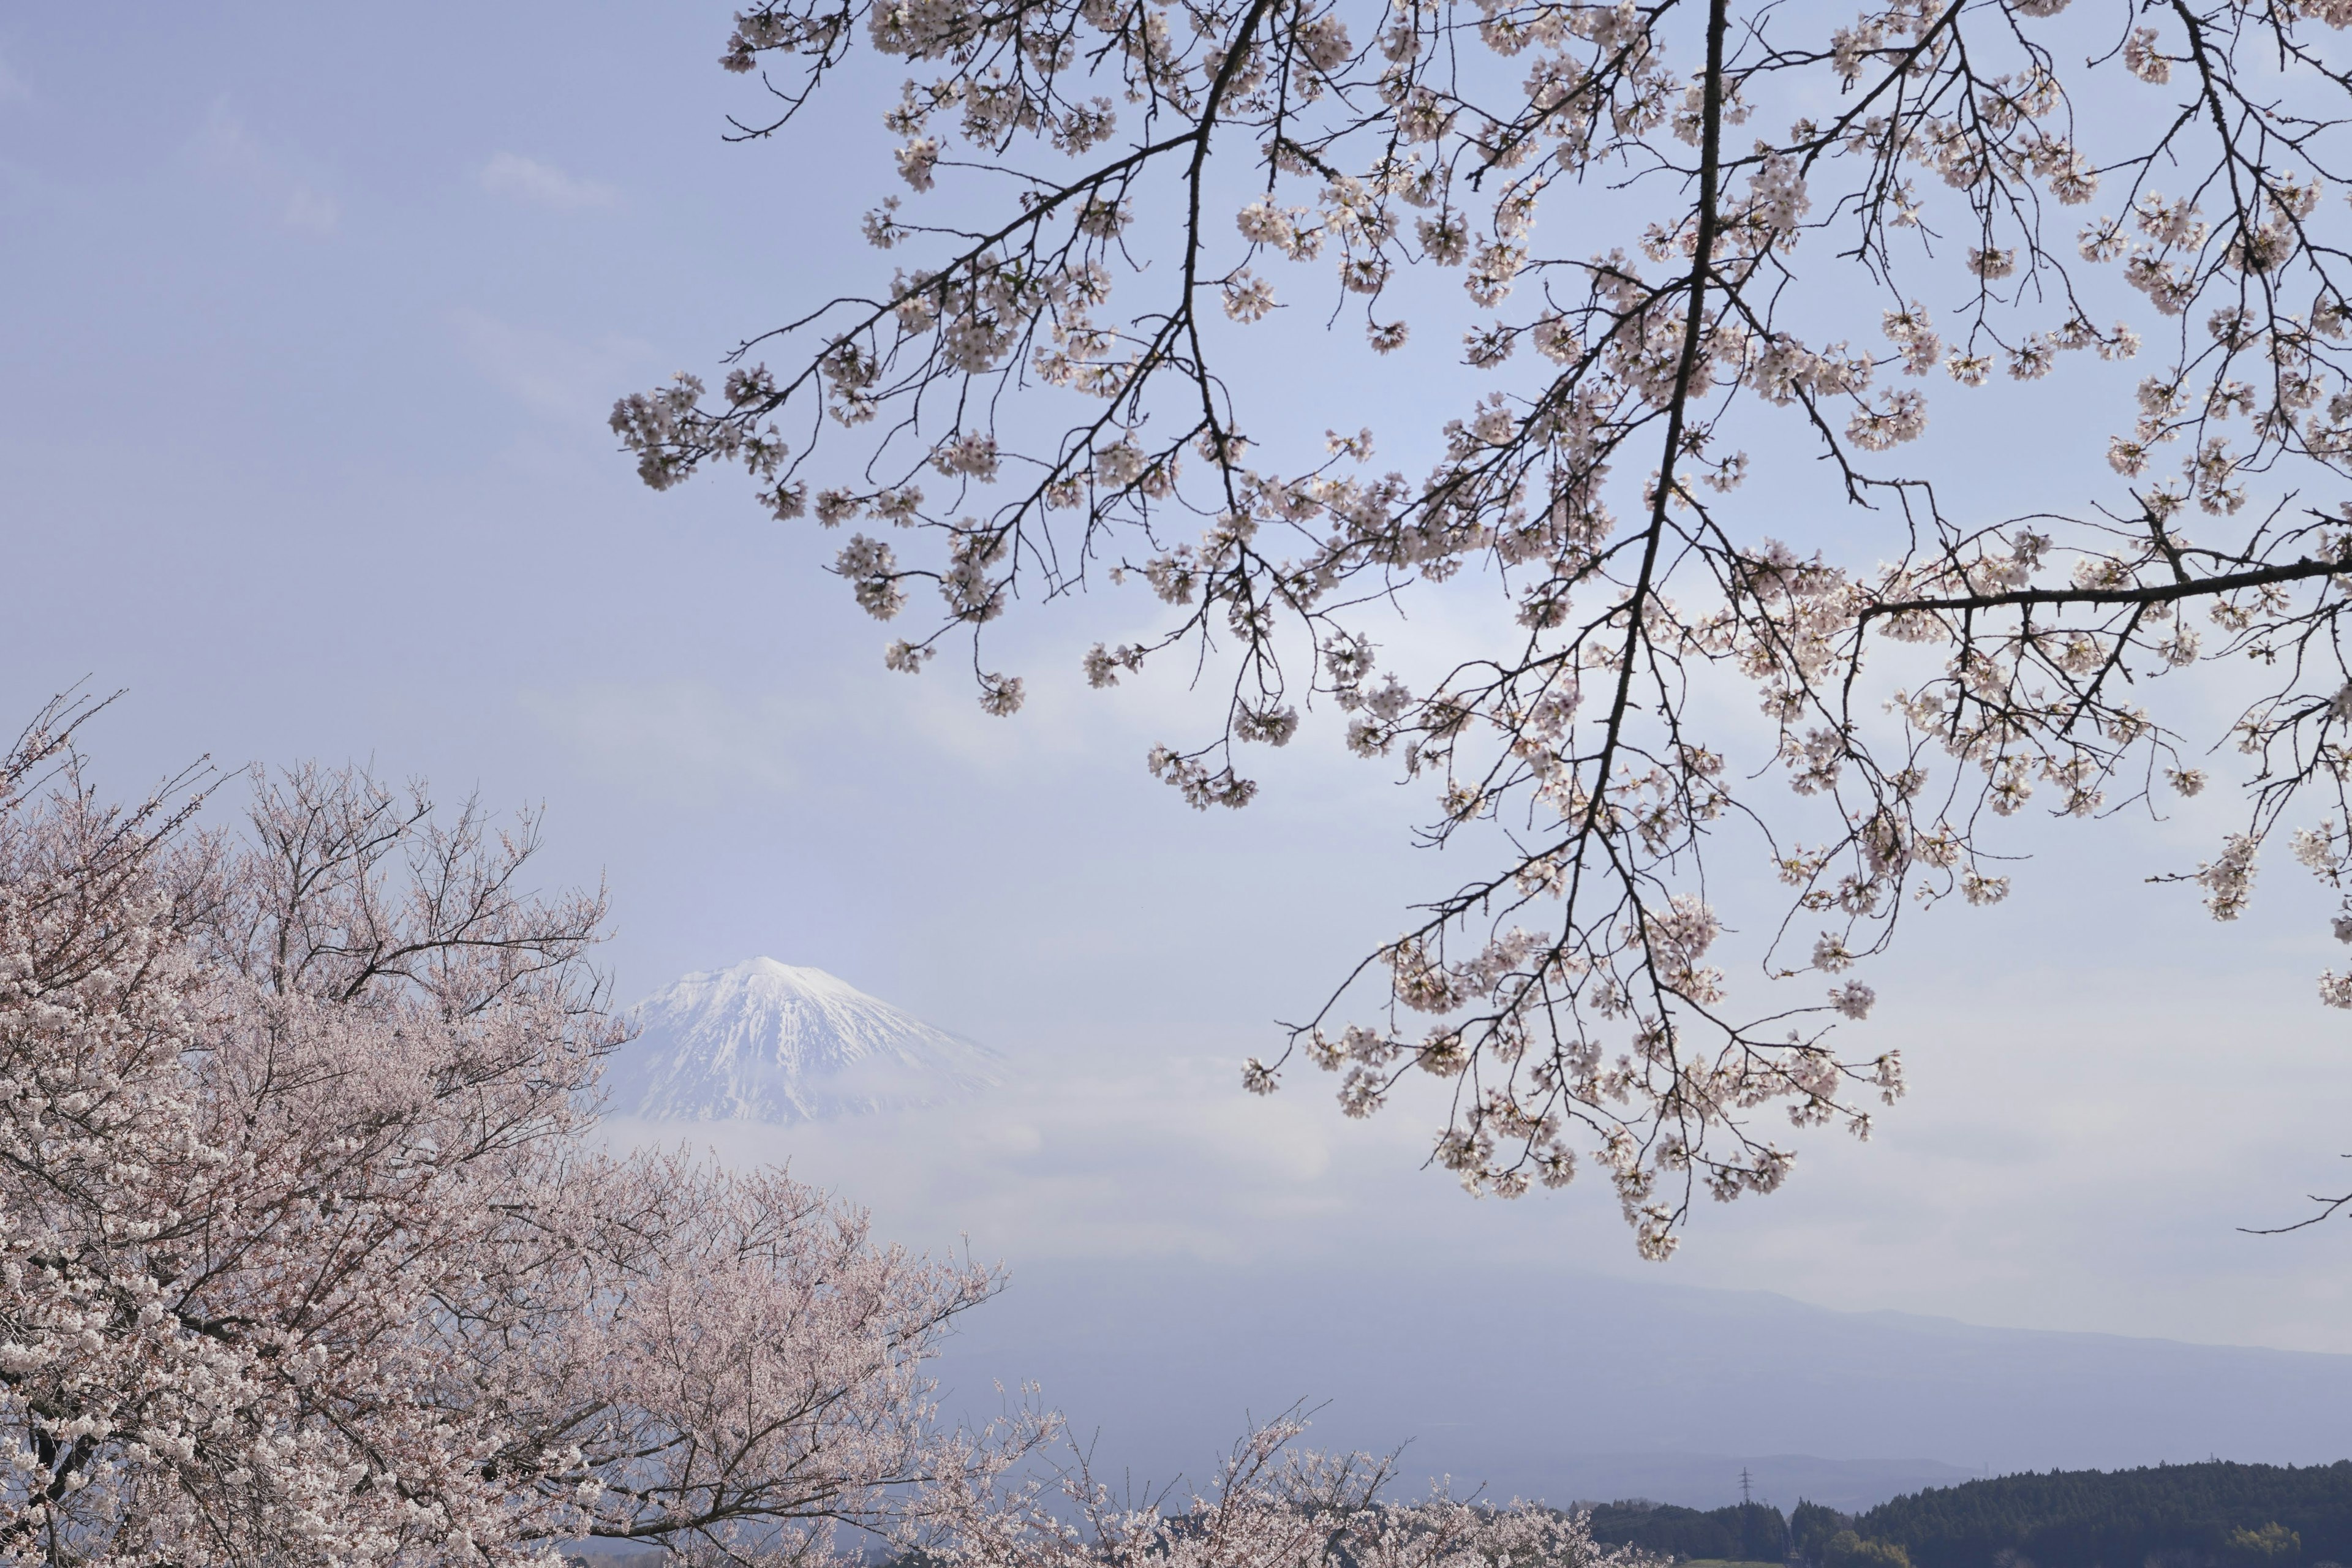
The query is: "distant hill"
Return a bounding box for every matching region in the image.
[1853,1461,2352,1568]
[601,958,1002,1121]
[1559,1455,1981,1515]
[925,1256,2352,1510]
[1585,1499,1791,1560]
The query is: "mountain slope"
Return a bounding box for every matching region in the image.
[929,1255,2352,1509]
[605,958,1002,1121]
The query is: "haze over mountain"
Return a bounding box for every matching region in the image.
[594,962,2352,1513]
[932,1256,2352,1512]
[603,958,1003,1121]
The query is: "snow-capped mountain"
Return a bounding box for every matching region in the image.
[603,958,1003,1122]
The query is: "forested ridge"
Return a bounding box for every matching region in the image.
[1856,1462,2352,1568]
[1582,1462,2352,1568]
[1583,1502,1792,1561]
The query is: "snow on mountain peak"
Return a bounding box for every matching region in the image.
[603,958,1003,1122]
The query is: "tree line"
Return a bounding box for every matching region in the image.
[1856,1461,2352,1568]
[1584,1461,2352,1568]
[1584,1501,1791,1562]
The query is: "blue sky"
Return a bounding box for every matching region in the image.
[9,3,2352,1457]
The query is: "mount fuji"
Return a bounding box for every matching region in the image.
[603,958,1004,1122]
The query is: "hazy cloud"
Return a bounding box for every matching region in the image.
[597,1043,1415,1265]
[519,674,1143,810]
[519,682,807,800]
[450,309,652,423]
[281,187,337,233]
[192,102,339,234]
[478,151,617,210]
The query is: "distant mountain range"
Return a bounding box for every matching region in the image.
[932,1255,2352,1511]
[601,958,1003,1121]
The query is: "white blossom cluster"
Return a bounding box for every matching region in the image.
[622,0,2352,1251]
[933,1414,1657,1568]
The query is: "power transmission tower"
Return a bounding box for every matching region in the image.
[1741,1468,1754,1506]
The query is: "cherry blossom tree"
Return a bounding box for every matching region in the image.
[0,697,1042,1567]
[616,0,2352,1253]
[936,1413,1654,1568]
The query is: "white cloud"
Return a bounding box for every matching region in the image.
[281,186,339,233]
[449,309,650,423]
[589,883,2352,1359]
[477,151,617,211]
[192,101,338,235]
[596,1042,1429,1266]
